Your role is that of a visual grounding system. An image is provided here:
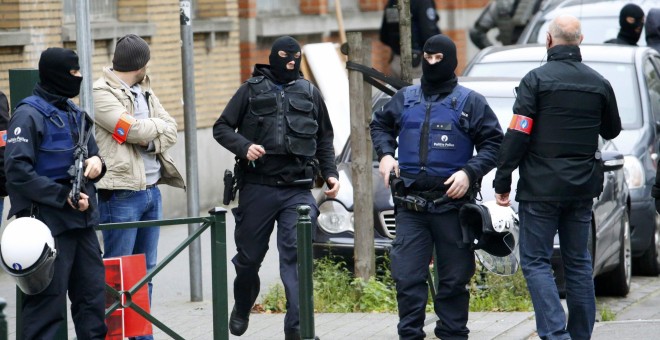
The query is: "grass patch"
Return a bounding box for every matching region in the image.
[258,255,533,313]
[599,304,616,321]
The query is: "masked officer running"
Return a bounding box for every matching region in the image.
[370,34,503,339]
[213,36,340,340]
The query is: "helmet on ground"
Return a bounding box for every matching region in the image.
[1,217,57,294]
[459,201,519,275]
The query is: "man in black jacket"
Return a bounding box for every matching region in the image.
[5,47,107,339]
[213,36,339,340]
[494,15,621,340]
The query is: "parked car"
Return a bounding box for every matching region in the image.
[517,0,660,45]
[463,43,660,275]
[313,77,631,296]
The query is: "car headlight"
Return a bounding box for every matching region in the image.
[317,200,354,234]
[623,155,645,189]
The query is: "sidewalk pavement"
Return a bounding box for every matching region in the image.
[3,290,660,339]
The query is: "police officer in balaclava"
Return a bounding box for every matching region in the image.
[268,36,302,84]
[420,34,459,96]
[214,35,339,340]
[605,3,645,46]
[371,33,503,339]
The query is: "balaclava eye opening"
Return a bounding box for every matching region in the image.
[421,34,458,95]
[39,48,82,98]
[269,36,302,84]
[619,3,645,44]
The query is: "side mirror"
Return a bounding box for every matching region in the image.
[601,150,625,172]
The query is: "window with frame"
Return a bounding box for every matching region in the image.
[63,0,117,24]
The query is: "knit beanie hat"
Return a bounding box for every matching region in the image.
[113,34,150,72]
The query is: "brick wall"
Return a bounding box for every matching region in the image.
[301,0,328,15]
[0,0,20,30]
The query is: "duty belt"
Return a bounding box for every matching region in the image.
[392,191,451,212]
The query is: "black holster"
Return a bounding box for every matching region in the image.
[222,169,236,205]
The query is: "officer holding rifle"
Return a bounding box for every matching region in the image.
[4,47,107,338]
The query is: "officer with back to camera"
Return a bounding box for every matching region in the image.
[380,0,441,79]
[495,14,621,340]
[4,48,107,339]
[213,36,339,340]
[370,34,503,340]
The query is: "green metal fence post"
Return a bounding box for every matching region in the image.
[296,205,315,340]
[0,297,7,340]
[208,207,228,340]
[8,68,67,340]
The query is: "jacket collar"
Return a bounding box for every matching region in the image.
[101,66,152,93]
[547,45,582,62]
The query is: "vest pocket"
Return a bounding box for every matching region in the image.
[285,115,318,157]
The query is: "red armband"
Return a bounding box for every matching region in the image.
[0,130,6,147]
[508,114,534,135]
[112,113,136,144]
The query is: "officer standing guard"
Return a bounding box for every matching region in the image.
[370,34,503,339]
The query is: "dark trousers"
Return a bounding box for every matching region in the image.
[231,183,318,333]
[22,227,107,340]
[391,208,475,340]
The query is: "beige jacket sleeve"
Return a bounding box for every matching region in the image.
[93,86,178,153]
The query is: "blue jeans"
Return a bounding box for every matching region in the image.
[100,186,162,340]
[518,200,595,340]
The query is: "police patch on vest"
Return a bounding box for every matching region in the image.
[432,134,456,149]
[509,114,533,134]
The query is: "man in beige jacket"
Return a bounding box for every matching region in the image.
[93,34,184,340]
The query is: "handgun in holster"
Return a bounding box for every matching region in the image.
[390,171,427,212]
[222,169,237,205]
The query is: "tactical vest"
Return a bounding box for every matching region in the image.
[18,96,81,180]
[398,84,474,178]
[239,76,318,157]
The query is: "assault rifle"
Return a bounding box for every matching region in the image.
[68,111,93,209]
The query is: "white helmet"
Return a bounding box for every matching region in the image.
[459,201,519,276]
[1,217,57,295]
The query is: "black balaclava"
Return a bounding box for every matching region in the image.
[618,3,645,44]
[269,36,302,84]
[421,34,458,96]
[38,48,82,98]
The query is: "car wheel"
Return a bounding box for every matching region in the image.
[634,214,660,276]
[595,210,631,296]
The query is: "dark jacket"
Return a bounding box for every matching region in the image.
[646,8,660,52]
[213,65,338,184]
[371,81,503,189]
[0,91,9,197]
[493,45,622,201]
[5,84,105,236]
[380,0,440,55]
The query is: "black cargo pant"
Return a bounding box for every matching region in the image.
[391,207,475,340]
[231,182,318,333]
[22,227,107,340]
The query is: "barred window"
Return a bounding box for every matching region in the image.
[63,0,117,24]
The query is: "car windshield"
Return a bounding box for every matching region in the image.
[526,17,636,45]
[466,61,641,129]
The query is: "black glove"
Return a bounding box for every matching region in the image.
[655,198,660,214]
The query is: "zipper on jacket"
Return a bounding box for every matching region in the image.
[277,90,285,151]
[419,101,432,172]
